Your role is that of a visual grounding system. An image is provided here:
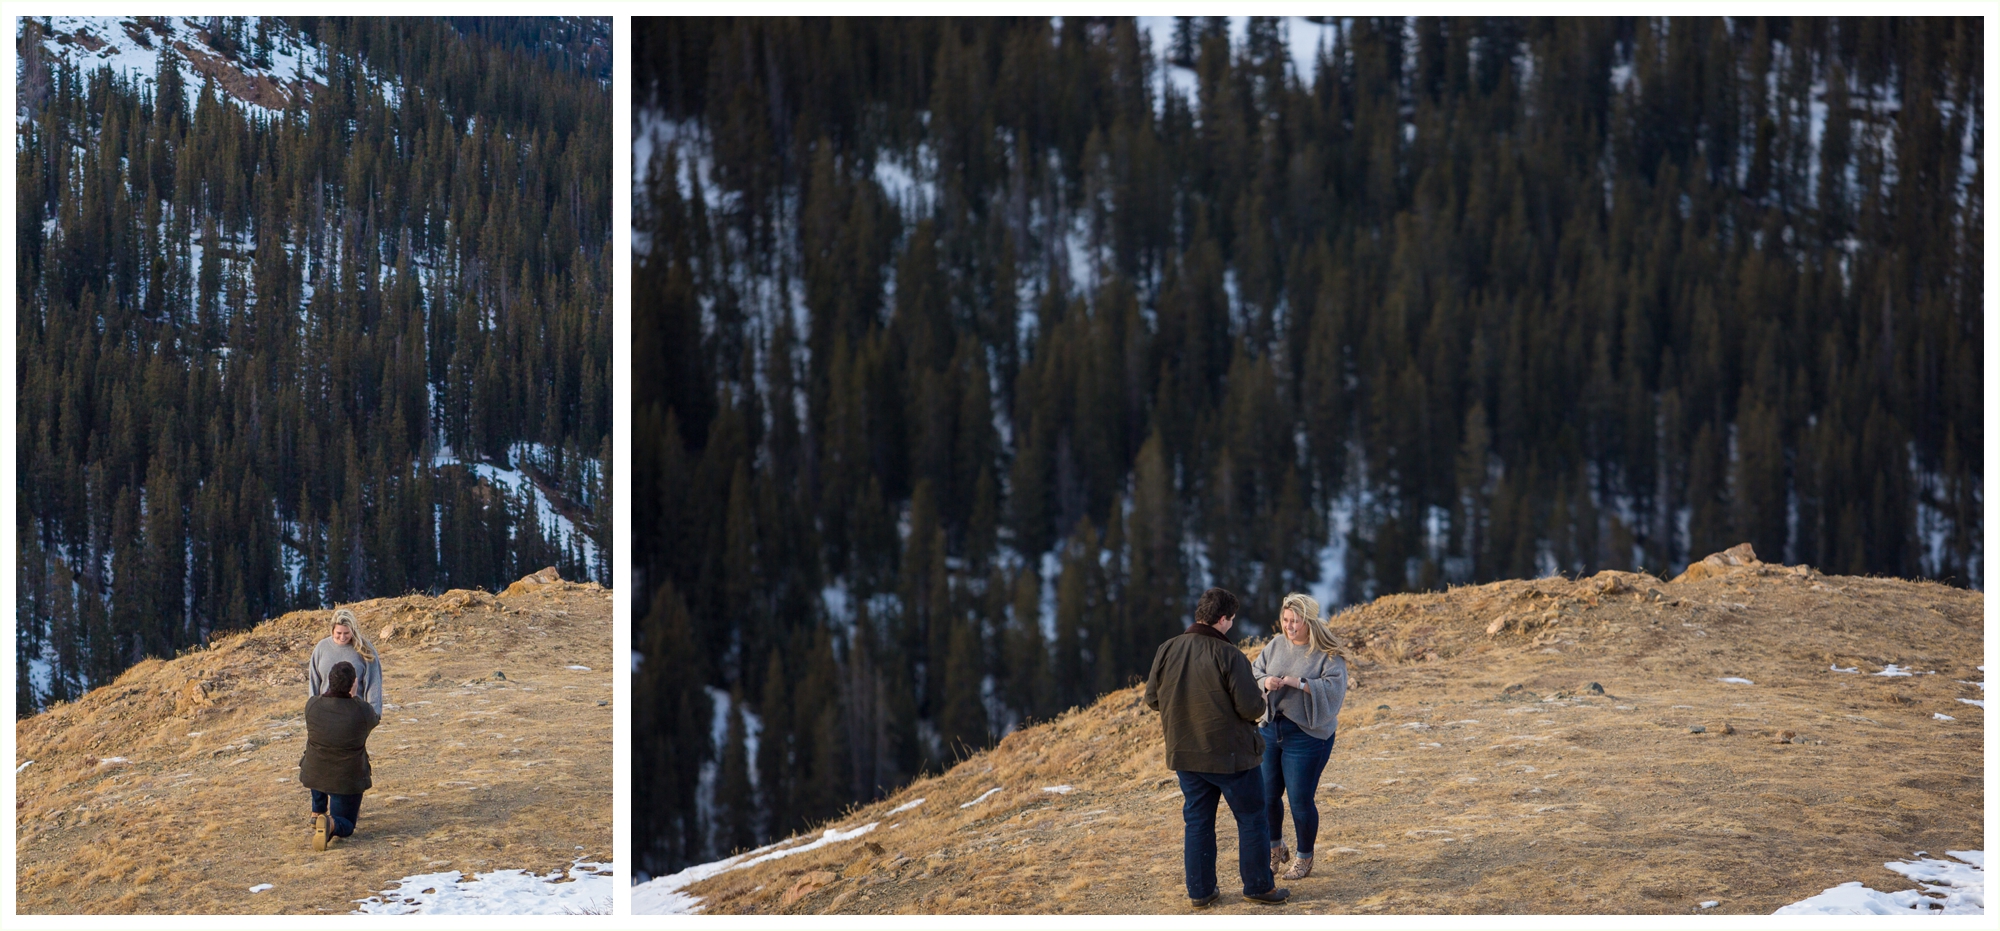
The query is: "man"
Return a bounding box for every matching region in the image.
[300,660,380,851]
[1145,587,1290,907]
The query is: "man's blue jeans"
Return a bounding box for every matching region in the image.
[1260,716,1335,856]
[311,789,365,838]
[1177,767,1275,899]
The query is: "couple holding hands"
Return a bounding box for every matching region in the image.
[1146,588,1348,908]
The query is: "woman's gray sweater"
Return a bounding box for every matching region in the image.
[1250,635,1348,741]
[308,637,384,715]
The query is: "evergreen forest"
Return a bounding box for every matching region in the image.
[632,15,1983,875]
[15,16,614,714]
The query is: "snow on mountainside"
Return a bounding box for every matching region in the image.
[25,16,327,115]
[432,442,603,572]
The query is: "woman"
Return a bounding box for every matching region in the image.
[300,660,380,850]
[309,608,384,715]
[1252,592,1348,880]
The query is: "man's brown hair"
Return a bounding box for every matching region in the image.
[1193,588,1239,626]
[325,660,357,698]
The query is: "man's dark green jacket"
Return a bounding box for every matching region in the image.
[1145,623,1265,773]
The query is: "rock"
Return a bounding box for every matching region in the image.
[781,870,839,907]
[596,700,608,706]
[438,589,495,610]
[1720,723,1736,735]
[174,679,213,716]
[494,670,507,680]
[1688,725,1706,734]
[1772,730,1796,744]
[1671,543,1762,584]
[1587,682,1605,695]
[502,567,564,597]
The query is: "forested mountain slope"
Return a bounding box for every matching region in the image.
[630,16,1981,875]
[636,548,1982,914]
[16,16,613,713]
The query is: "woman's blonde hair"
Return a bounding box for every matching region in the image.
[1280,592,1343,660]
[331,607,377,663]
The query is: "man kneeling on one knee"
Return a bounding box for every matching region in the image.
[301,660,379,851]
[1145,587,1289,907]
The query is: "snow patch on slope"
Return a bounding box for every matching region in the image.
[632,824,878,914]
[29,17,319,117]
[1775,850,1983,915]
[355,859,612,915]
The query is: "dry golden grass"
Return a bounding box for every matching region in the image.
[16,575,613,914]
[684,554,1982,915]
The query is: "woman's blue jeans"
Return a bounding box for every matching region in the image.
[1260,715,1334,856]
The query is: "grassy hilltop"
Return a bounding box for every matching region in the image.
[648,547,1982,915]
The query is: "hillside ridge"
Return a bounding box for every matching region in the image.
[15,572,614,914]
[639,548,1983,915]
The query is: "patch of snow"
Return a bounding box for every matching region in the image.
[282,536,307,601]
[34,17,318,119]
[1038,550,1062,643]
[960,787,1003,808]
[1311,488,1356,612]
[1283,17,1336,85]
[1699,900,1718,908]
[874,148,936,218]
[435,446,599,570]
[631,825,876,915]
[704,686,732,759]
[821,581,852,643]
[16,761,34,774]
[887,797,926,814]
[27,654,54,709]
[1041,785,1074,794]
[1874,665,1915,677]
[1956,675,1983,708]
[565,665,591,671]
[249,884,273,893]
[1830,665,1858,673]
[1064,210,1095,295]
[355,859,612,915]
[1775,850,1984,915]
[1931,713,1954,721]
[98,756,130,765]
[1717,677,1754,685]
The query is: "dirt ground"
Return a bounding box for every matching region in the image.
[676,552,1983,915]
[15,575,614,915]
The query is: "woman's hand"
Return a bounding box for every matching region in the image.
[1262,676,1284,693]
